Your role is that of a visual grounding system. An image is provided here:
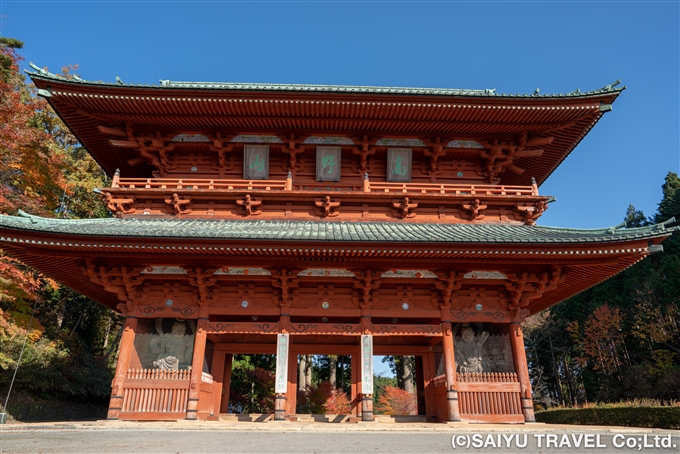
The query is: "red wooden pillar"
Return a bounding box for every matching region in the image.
[425,350,437,419]
[186,318,208,420]
[209,349,226,419]
[441,320,460,422]
[107,316,137,420]
[509,322,535,422]
[415,356,426,415]
[285,353,298,416]
[350,353,361,418]
[220,354,233,413]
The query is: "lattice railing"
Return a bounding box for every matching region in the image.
[126,368,191,380]
[456,372,518,383]
[433,372,523,418]
[121,368,191,414]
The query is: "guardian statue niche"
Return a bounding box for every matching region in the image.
[149,319,195,370]
[454,323,490,374]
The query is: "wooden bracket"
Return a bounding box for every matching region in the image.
[165,193,192,215]
[104,192,136,217]
[352,269,382,309]
[434,270,465,308]
[270,267,301,307]
[314,196,340,217]
[503,266,565,316]
[236,194,263,216]
[514,200,548,225]
[422,136,450,180]
[209,132,236,175]
[460,199,487,221]
[278,132,308,173]
[391,197,418,219]
[479,132,552,183]
[350,135,379,174]
[186,266,219,305]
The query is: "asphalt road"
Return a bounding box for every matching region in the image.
[2,429,680,454]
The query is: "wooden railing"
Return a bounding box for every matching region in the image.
[119,368,191,419]
[114,178,289,191]
[113,177,537,197]
[457,372,518,383]
[368,182,536,196]
[126,368,191,380]
[433,372,524,423]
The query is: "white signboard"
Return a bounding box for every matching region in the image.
[361,334,373,394]
[275,333,289,393]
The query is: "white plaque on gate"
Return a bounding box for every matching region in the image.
[275,333,289,393]
[361,334,373,394]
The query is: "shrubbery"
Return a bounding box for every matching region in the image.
[0,309,113,402]
[536,405,680,430]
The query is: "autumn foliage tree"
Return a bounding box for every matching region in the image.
[571,304,628,378]
[323,387,351,414]
[524,173,680,406]
[375,386,417,415]
[0,38,118,420]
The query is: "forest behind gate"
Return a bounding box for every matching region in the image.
[0,37,678,419]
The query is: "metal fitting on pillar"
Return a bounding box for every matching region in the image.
[521,391,535,422]
[362,396,373,422]
[446,389,460,422]
[274,393,287,421]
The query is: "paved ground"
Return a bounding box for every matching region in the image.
[1,421,679,454]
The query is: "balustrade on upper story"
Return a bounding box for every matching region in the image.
[99,139,552,224]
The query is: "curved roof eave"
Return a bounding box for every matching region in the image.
[26,68,626,100]
[0,211,674,245]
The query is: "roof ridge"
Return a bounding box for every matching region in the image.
[25,65,626,99]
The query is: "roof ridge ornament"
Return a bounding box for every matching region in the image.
[28,62,54,77]
[607,221,626,233]
[604,79,621,91]
[17,209,40,224]
[655,216,677,231]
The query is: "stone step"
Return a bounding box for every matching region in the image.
[373,415,428,423]
[290,414,350,423]
[218,413,273,422]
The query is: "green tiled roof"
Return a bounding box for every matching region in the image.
[0,211,674,245]
[26,64,625,99]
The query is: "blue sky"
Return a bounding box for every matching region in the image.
[4,1,678,229]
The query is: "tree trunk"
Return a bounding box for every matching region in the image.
[402,356,415,394]
[102,316,112,350]
[548,334,564,406]
[304,354,313,387]
[105,324,124,359]
[339,356,345,389]
[299,355,307,390]
[562,355,577,406]
[329,355,338,388]
[396,357,404,389]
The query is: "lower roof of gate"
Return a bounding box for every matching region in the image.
[0,211,676,245]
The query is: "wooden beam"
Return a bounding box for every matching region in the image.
[109,139,138,148]
[98,125,128,137]
[126,156,146,166]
